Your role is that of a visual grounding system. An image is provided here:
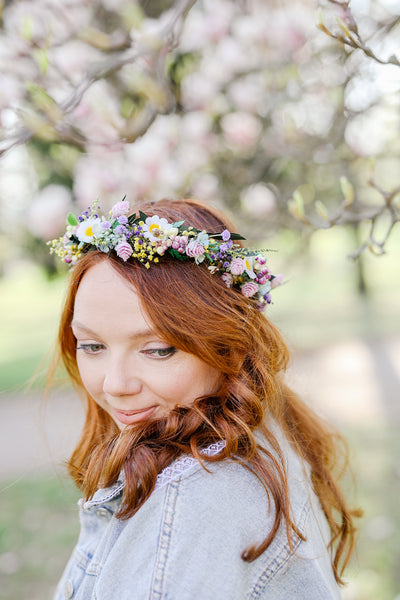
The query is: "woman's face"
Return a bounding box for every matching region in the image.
[72,261,221,429]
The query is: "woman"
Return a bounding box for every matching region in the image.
[49,197,359,600]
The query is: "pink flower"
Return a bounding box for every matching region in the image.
[230,258,246,275]
[115,240,133,261]
[221,272,233,287]
[241,282,259,298]
[185,240,205,258]
[271,273,284,288]
[111,200,130,218]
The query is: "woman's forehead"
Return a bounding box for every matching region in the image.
[73,261,149,330]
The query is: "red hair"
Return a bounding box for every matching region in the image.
[54,198,360,583]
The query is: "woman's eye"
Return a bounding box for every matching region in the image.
[143,347,176,358]
[76,344,104,354]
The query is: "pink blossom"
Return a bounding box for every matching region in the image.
[230,258,246,275]
[28,185,72,240]
[115,240,133,261]
[111,200,130,218]
[241,282,259,298]
[255,255,267,265]
[221,112,261,150]
[185,240,205,258]
[241,183,276,217]
[271,273,284,288]
[221,272,233,288]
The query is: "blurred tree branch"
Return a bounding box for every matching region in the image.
[318,0,400,67]
[0,0,196,155]
[290,0,400,257]
[0,0,399,270]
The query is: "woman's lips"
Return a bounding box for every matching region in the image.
[112,406,158,425]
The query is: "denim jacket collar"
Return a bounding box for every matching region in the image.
[80,439,226,512]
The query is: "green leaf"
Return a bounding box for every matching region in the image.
[139,211,148,222]
[128,213,138,225]
[315,201,329,221]
[67,213,78,226]
[26,82,63,122]
[172,220,185,228]
[168,248,186,261]
[340,176,354,206]
[33,48,49,75]
[293,190,305,217]
[335,17,351,38]
[21,16,32,40]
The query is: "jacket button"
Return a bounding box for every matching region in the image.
[64,580,74,599]
[96,507,112,521]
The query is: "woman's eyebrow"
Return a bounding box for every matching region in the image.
[71,320,156,340]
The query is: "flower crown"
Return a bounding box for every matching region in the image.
[48,198,284,311]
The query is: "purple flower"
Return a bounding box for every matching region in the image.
[220,243,229,252]
[101,221,111,230]
[257,276,268,285]
[222,229,231,241]
[118,215,128,225]
[115,225,128,235]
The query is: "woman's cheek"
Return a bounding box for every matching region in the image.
[77,358,97,394]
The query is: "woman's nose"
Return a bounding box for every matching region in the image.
[103,358,142,398]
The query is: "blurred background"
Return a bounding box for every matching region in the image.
[0,0,399,598]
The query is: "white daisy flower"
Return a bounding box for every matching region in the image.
[75,218,101,243]
[244,256,256,279]
[142,215,171,242]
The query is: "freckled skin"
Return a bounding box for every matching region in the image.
[72,261,221,430]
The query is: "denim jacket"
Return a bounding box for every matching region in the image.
[54,429,342,600]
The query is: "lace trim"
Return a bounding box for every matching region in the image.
[82,440,226,510]
[154,440,226,491]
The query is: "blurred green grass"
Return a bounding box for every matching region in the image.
[0,266,65,392]
[343,425,400,600]
[0,476,80,600]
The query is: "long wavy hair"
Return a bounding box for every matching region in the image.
[54,198,360,584]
